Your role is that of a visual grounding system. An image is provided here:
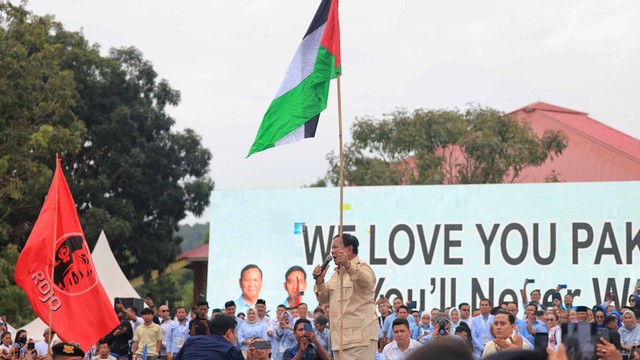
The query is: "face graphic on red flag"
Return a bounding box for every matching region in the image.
[53,234,97,292]
[14,158,118,351]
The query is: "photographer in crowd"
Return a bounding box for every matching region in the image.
[283,319,330,360]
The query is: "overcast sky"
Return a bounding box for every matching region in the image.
[28,0,640,224]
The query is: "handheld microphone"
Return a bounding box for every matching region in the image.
[313,255,333,280]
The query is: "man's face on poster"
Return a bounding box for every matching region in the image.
[240,267,263,300]
[284,270,307,299]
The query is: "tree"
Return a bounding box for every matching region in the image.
[0,2,86,247]
[0,4,214,279]
[177,223,209,252]
[55,38,213,278]
[326,106,568,186]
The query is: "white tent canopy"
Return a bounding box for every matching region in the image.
[17,231,140,341]
[93,231,141,300]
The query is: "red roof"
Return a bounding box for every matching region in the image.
[177,243,209,262]
[396,102,640,184]
[511,102,587,115]
[509,102,640,182]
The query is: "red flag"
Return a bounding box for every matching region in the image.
[14,157,119,351]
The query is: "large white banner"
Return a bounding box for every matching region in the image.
[207,182,640,314]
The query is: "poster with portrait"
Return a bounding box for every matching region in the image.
[208,182,640,316]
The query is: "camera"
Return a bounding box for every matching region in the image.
[437,319,449,335]
[253,340,271,350]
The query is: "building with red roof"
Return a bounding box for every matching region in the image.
[510,102,640,182]
[177,243,209,307]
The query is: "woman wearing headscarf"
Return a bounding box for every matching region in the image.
[449,307,462,335]
[417,311,434,343]
[273,310,296,360]
[619,310,640,353]
[238,308,269,355]
[594,306,607,328]
[610,310,623,329]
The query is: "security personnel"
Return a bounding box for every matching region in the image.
[52,342,84,360]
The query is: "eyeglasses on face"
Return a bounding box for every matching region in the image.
[545,318,556,322]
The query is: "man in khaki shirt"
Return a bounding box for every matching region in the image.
[313,234,378,360]
[133,308,163,360]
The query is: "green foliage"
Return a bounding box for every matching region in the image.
[176,223,209,252]
[0,286,34,327]
[0,2,85,247]
[327,105,568,186]
[135,268,194,310]
[303,178,327,187]
[0,244,35,327]
[0,4,214,279]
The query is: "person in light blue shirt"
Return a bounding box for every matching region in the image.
[524,303,547,339]
[382,297,404,343]
[237,308,268,352]
[386,306,419,341]
[506,302,533,344]
[313,315,331,357]
[417,311,434,343]
[471,298,494,358]
[167,306,190,357]
[272,310,297,360]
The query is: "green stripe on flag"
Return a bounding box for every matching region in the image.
[248,46,340,157]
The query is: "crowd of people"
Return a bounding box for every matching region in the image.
[2,233,640,360]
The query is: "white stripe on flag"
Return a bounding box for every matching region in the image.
[275,124,306,147]
[273,23,327,99]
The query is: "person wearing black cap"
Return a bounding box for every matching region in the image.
[52,342,84,360]
[575,306,589,322]
[255,299,269,325]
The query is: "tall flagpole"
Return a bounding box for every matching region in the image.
[336,73,345,360]
[49,155,59,355]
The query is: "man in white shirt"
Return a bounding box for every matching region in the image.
[292,302,314,326]
[92,341,116,360]
[125,306,144,333]
[382,318,420,360]
[158,305,172,359]
[482,310,531,358]
[35,328,55,357]
[255,299,270,326]
[458,303,472,328]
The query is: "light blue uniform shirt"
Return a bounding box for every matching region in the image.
[166,320,190,355]
[471,314,494,357]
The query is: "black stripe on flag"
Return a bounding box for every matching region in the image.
[303,0,331,40]
[304,115,320,138]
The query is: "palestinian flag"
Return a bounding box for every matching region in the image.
[247,0,341,157]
